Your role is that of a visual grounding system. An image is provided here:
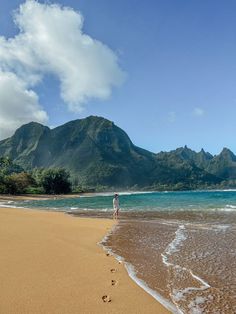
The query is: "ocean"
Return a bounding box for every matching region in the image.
[4,190,236,314]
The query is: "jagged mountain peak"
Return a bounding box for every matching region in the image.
[198,148,213,160]
[174,146,197,161]
[218,147,236,161]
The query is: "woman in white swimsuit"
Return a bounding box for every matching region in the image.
[113,193,120,219]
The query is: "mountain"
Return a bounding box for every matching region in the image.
[161,146,213,169]
[0,116,232,189]
[0,122,51,167]
[154,147,219,188]
[0,117,157,187]
[164,146,236,180]
[206,148,236,179]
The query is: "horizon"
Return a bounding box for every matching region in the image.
[0,0,236,154]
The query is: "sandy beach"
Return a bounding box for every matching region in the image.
[0,207,169,314]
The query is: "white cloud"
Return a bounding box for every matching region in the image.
[193,107,205,117]
[0,0,125,139]
[0,71,48,139]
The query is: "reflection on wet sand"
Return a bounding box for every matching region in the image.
[99,212,236,314]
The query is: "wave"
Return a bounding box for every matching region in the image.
[225,204,236,209]
[68,207,113,212]
[161,224,211,313]
[79,191,156,198]
[125,262,179,313]
[161,225,187,268]
[0,204,25,209]
[216,205,236,212]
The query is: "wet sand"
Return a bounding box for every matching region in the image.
[0,207,169,314]
[105,215,236,313]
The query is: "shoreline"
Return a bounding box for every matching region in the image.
[100,227,178,313]
[1,187,236,203]
[0,206,170,314]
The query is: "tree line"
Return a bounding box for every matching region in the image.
[0,157,71,195]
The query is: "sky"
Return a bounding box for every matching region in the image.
[0,0,236,155]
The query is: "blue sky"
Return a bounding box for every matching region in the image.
[0,0,236,154]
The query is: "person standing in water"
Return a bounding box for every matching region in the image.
[113,193,120,219]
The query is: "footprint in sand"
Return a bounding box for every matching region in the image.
[111,279,118,286]
[102,295,111,303]
[110,268,117,273]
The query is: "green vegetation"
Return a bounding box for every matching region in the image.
[0,116,236,191]
[3,172,35,194]
[0,157,71,195]
[34,168,71,194]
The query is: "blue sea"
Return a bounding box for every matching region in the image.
[8,190,236,213]
[3,190,236,313]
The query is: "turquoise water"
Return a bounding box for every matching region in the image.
[10,190,236,212]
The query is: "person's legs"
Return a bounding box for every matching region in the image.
[113,208,119,219]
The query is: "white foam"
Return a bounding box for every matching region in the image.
[172,283,210,314]
[0,203,24,209]
[214,224,230,232]
[189,271,210,289]
[100,208,112,212]
[69,207,112,212]
[165,225,187,257]
[188,296,208,314]
[125,262,179,314]
[161,225,187,268]
[79,191,155,198]
[98,223,120,247]
[207,189,236,192]
[216,206,236,212]
[161,224,211,312]
[171,274,210,312]
[226,204,236,208]
[117,191,155,195]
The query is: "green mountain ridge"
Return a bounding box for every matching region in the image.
[0,116,235,189]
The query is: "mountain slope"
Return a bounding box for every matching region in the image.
[0,116,228,188]
[0,117,158,187]
[0,122,51,168]
[47,116,158,186]
[206,148,236,179]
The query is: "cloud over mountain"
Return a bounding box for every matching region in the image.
[0,0,124,139]
[0,71,48,140]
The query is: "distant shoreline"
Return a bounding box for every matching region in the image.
[1,188,236,203]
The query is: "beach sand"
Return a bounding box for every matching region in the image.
[0,207,170,314]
